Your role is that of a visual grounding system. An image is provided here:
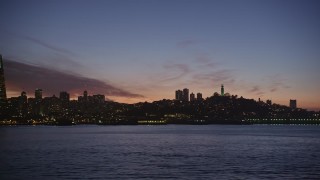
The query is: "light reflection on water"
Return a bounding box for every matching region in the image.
[1,125,320,179]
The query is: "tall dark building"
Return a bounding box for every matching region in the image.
[190,92,195,101]
[290,99,297,109]
[197,93,202,100]
[0,54,7,102]
[84,90,88,101]
[34,89,43,115]
[183,88,189,101]
[19,91,28,117]
[60,91,70,102]
[175,90,183,101]
[175,89,189,101]
[221,84,224,96]
[93,94,105,103]
[35,89,43,101]
[20,91,27,104]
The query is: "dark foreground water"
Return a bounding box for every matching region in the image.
[1,125,320,179]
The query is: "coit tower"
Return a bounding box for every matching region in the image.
[221,84,224,96]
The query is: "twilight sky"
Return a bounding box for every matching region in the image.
[0,0,319,110]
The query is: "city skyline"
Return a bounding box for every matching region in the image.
[1,0,320,110]
[0,63,302,111]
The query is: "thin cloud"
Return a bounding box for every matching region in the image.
[159,63,191,82]
[25,36,74,55]
[268,74,291,93]
[250,86,260,92]
[177,39,198,48]
[193,69,234,84]
[4,59,143,98]
[270,87,277,92]
[37,53,84,72]
[8,31,75,56]
[6,31,83,71]
[195,53,211,64]
[163,63,190,72]
[194,53,220,68]
[250,85,265,96]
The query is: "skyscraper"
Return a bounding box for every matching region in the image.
[197,93,202,100]
[190,92,195,101]
[19,91,28,117]
[34,89,43,115]
[84,90,88,101]
[35,89,43,101]
[175,90,183,101]
[60,91,70,102]
[221,84,224,96]
[0,54,7,102]
[183,88,189,101]
[290,99,297,109]
[93,94,105,103]
[175,89,190,101]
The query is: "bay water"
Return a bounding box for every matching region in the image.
[1,125,320,179]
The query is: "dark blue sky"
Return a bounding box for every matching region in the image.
[1,0,319,109]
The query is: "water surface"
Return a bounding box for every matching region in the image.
[1,125,320,179]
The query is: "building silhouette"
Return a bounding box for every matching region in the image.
[34,89,43,115]
[60,91,70,102]
[183,88,189,101]
[266,99,272,105]
[0,54,7,102]
[197,93,202,100]
[221,84,224,96]
[175,90,183,101]
[190,92,195,101]
[92,94,105,103]
[175,88,190,101]
[35,89,43,101]
[78,90,89,102]
[290,99,297,109]
[19,91,28,117]
[84,90,88,101]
